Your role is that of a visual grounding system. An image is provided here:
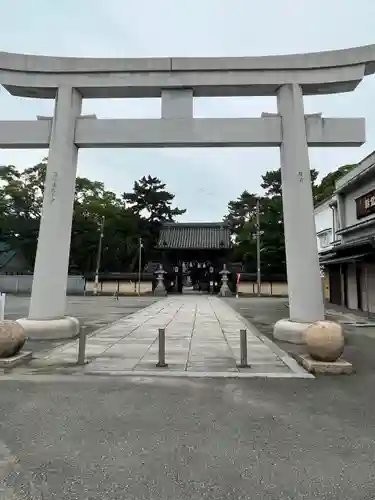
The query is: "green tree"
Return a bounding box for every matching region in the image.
[0,158,47,266]
[261,167,319,197]
[123,175,186,223]
[70,177,143,273]
[226,164,358,275]
[314,164,355,205]
[227,195,286,275]
[224,190,258,236]
[225,167,319,276]
[123,175,186,266]
[257,196,285,275]
[0,161,186,273]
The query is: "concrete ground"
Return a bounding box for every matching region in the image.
[1,296,375,498]
[226,296,375,375]
[1,374,375,499]
[4,295,161,353]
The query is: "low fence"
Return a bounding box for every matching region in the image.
[232,273,288,297]
[237,281,288,296]
[0,273,154,296]
[0,272,288,297]
[0,275,85,294]
[85,280,153,295]
[85,279,287,296]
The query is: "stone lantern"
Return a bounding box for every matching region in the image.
[209,266,214,294]
[218,264,232,297]
[154,264,167,296]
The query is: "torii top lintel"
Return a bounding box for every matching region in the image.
[1,44,375,99]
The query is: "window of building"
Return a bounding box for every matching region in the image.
[318,231,331,248]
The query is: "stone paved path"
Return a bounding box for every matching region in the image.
[32,296,311,378]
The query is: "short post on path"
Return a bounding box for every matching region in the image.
[0,293,6,321]
[237,329,250,368]
[77,327,87,366]
[156,328,168,368]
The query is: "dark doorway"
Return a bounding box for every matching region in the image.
[329,265,342,305]
[356,262,362,311]
[342,264,348,307]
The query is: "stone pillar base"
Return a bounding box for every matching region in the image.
[273,318,313,344]
[16,316,80,340]
[218,288,232,297]
[296,354,353,374]
[154,288,167,297]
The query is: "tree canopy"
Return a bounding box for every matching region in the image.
[0,159,185,273]
[225,163,354,276]
[313,164,355,205]
[123,175,186,223]
[0,156,357,277]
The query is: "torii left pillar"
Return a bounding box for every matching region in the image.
[17,87,82,339]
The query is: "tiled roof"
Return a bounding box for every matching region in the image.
[157,223,231,250]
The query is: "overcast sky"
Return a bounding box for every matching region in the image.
[0,0,374,221]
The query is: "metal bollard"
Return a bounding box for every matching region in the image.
[156,328,168,367]
[77,328,87,365]
[0,293,6,321]
[237,329,250,368]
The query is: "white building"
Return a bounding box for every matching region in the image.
[316,151,375,314]
[315,197,335,253]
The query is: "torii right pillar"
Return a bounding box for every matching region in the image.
[273,83,325,343]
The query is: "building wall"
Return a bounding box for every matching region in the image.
[346,263,358,310]
[314,199,334,252]
[335,262,375,314]
[360,264,368,312]
[364,263,375,314]
[342,223,375,244]
[323,271,330,300]
[318,153,375,314]
[336,151,375,191]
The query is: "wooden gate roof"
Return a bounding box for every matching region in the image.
[157,222,231,250]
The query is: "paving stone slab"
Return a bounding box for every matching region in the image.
[25,295,312,378]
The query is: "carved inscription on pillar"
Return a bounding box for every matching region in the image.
[50,172,58,204]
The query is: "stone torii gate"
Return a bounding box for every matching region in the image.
[1,45,374,341]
